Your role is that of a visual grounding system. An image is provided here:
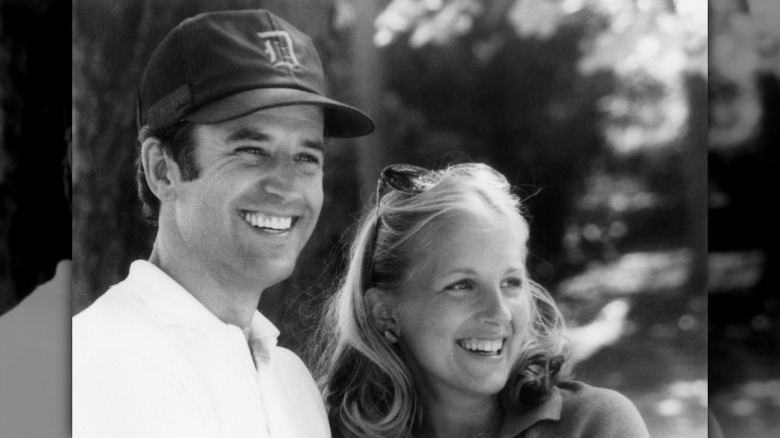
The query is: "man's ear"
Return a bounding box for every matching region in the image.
[141,137,181,202]
[364,287,399,333]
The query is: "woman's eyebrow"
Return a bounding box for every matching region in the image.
[441,268,478,277]
[504,267,524,275]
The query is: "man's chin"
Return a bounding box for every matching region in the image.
[245,255,299,287]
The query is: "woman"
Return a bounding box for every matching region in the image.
[315,163,650,438]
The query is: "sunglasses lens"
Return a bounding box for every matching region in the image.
[380,164,433,195]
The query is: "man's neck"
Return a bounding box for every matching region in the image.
[148,244,264,338]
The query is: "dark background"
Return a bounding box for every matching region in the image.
[709,1,780,437]
[0,0,70,314]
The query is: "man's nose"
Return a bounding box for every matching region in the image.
[259,159,300,201]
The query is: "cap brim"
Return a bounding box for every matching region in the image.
[186,88,375,138]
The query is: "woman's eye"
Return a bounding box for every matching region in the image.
[445,280,473,292]
[501,278,523,291]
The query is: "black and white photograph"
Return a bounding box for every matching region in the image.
[70,0,713,437]
[0,0,775,437]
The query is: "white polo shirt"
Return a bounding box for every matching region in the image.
[72,260,330,438]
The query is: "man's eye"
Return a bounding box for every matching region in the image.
[235,147,267,156]
[295,153,322,165]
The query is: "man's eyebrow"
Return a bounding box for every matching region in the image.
[225,127,271,143]
[224,127,325,152]
[303,138,326,152]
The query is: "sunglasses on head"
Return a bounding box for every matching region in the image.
[363,163,507,289]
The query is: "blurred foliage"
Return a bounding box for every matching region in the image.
[376,0,706,154]
[0,0,70,315]
[558,249,691,299]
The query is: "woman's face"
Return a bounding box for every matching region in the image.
[393,213,532,401]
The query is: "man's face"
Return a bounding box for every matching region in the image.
[169,105,325,290]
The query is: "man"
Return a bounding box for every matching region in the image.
[72,9,374,438]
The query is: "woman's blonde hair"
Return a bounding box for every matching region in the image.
[314,163,570,438]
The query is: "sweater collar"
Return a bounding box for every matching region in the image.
[498,387,562,437]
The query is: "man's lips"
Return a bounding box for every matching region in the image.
[240,210,297,233]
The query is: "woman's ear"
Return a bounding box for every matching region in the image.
[141,137,181,202]
[365,287,399,335]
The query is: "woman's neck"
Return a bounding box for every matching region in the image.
[419,393,502,438]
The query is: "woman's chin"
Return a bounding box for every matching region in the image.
[459,370,511,397]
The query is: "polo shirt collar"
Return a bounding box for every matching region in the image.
[126,260,281,348]
[498,386,562,437]
[248,309,280,365]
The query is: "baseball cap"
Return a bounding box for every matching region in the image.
[137,9,375,138]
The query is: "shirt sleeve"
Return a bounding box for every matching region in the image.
[73,349,211,438]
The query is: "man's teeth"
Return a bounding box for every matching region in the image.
[243,212,292,231]
[458,338,504,355]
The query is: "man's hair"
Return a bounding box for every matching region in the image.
[135,121,199,225]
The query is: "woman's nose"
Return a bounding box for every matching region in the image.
[480,286,512,325]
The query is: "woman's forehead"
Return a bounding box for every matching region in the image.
[404,213,527,277]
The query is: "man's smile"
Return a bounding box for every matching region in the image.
[240,210,297,234]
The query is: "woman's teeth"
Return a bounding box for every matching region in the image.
[243,212,293,232]
[457,338,504,356]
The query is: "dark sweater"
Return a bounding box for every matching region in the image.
[499,381,650,438]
